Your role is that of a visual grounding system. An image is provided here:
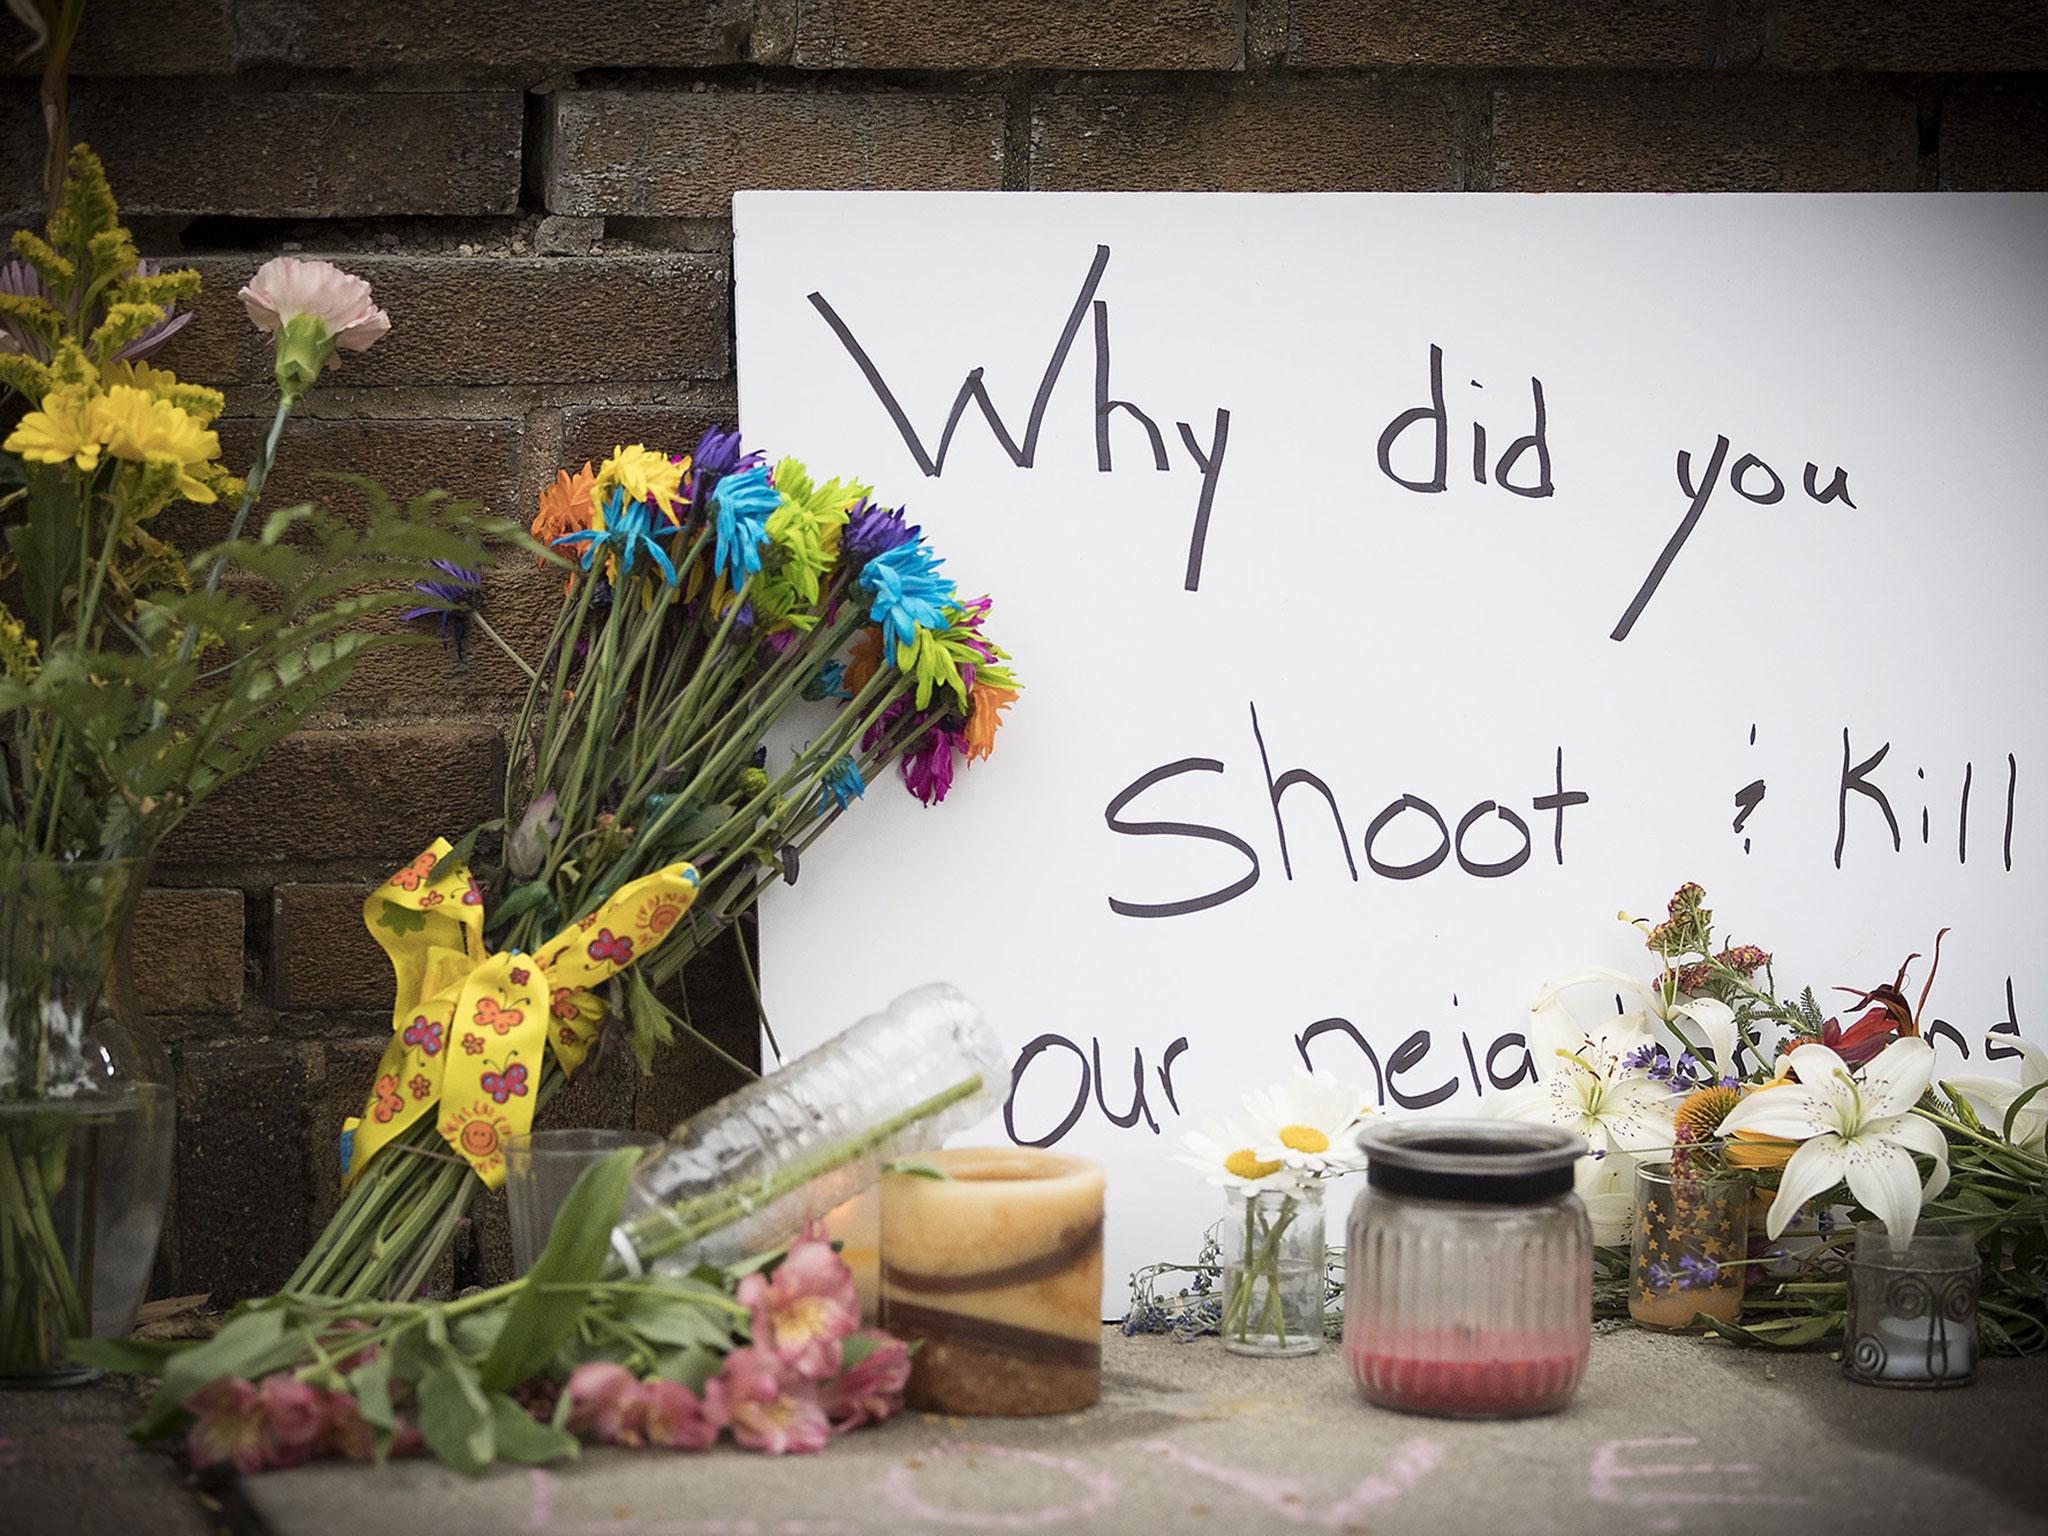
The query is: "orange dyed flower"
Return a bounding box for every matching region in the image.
[533,464,597,568]
[845,627,884,694]
[963,682,1017,763]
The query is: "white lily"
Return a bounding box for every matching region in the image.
[1491,1038,1675,1239]
[1945,1031,2048,1151]
[1528,966,1741,1076]
[1716,1037,1949,1242]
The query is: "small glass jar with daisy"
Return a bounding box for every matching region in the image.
[1175,1071,1369,1358]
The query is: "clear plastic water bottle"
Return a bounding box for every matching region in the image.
[609,982,1005,1275]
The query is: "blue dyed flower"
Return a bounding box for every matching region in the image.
[400,560,481,658]
[822,755,865,813]
[554,487,679,586]
[338,1125,356,1181]
[804,658,850,702]
[843,500,918,564]
[711,464,779,587]
[859,539,954,654]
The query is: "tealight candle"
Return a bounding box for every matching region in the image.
[880,1147,1105,1416]
[1844,1224,1978,1390]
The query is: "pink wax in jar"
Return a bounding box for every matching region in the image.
[1343,1121,1591,1419]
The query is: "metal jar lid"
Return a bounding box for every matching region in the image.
[1357,1119,1583,1205]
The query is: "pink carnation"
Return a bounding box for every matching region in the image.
[821,1331,911,1434]
[736,1224,860,1381]
[238,256,390,355]
[720,1346,831,1455]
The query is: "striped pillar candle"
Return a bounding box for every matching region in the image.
[880,1148,1105,1415]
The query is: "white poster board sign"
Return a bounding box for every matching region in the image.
[739,191,2048,1308]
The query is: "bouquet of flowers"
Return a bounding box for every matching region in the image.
[1510,883,2048,1354]
[292,434,1021,1302]
[0,146,488,1375]
[81,1148,916,1472]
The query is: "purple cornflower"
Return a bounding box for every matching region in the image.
[842,500,919,564]
[400,561,481,659]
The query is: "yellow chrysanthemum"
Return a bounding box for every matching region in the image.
[101,359,225,426]
[4,387,103,470]
[91,384,221,504]
[593,444,683,520]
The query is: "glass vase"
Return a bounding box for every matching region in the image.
[0,859,175,1387]
[1628,1162,1748,1331]
[1221,1183,1325,1358]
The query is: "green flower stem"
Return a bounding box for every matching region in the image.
[612,1072,984,1271]
[468,612,537,683]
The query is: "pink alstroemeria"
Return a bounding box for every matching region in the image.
[637,1377,728,1451]
[255,1373,328,1469]
[720,1347,831,1455]
[186,1376,267,1474]
[564,1360,643,1446]
[821,1332,911,1434]
[736,1224,860,1381]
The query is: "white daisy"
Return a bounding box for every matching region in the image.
[1245,1070,1371,1174]
[1172,1117,1310,1195]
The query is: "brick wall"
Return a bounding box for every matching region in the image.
[8,0,2043,1302]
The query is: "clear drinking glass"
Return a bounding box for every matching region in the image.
[1628,1163,1748,1330]
[505,1129,661,1273]
[1221,1183,1326,1358]
[1844,1223,1978,1389]
[1344,1121,1590,1418]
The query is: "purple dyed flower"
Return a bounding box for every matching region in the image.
[861,698,909,754]
[842,501,918,564]
[693,425,748,478]
[901,726,961,807]
[400,560,481,659]
[1676,1253,1721,1290]
[0,257,192,362]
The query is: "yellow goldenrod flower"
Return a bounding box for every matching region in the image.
[4,387,103,470]
[92,384,221,504]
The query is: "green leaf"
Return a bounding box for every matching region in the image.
[487,1394,578,1465]
[431,821,500,886]
[837,1334,881,1374]
[478,1146,639,1392]
[450,1309,509,1358]
[484,879,555,938]
[617,1290,734,1351]
[350,1351,395,1433]
[650,1344,722,1392]
[136,1304,295,1439]
[417,1355,496,1477]
[64,1335,195,1374]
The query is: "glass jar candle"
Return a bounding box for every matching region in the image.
[1628,1162,1748,1330]
[1844,1223,1978,1389]
[1344,1121,1591,1418]
[880,1147,1105,1415]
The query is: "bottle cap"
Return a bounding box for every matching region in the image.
[1357,1119,1583,1205]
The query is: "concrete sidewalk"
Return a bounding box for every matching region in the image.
[5,1329,2044,1536]
[248,1329,2043,1536]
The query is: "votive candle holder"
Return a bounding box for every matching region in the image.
[1844,1223,1978,1390]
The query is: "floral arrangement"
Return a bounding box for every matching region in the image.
[292,432,1021,1301]
[79,1149,913,1472]
[1517,883,2048,1354]
[1167,1071,1369,1350]
[0,146,486,1375]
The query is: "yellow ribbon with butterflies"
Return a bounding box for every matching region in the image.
[340,839,699,1191]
